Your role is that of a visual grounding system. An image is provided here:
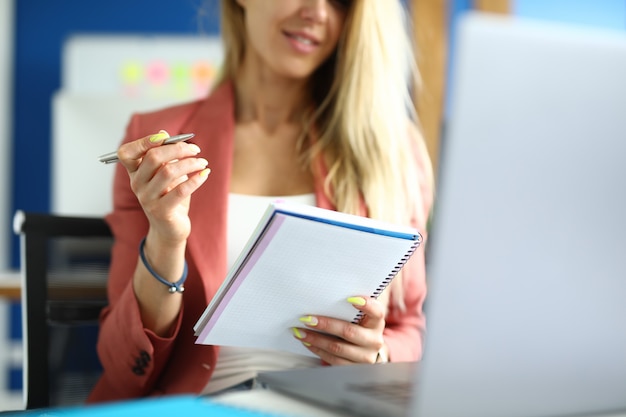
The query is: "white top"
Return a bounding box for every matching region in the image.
[202,193,320,395]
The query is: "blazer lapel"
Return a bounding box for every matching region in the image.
[183,81,235,305]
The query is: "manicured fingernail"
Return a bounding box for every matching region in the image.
[292,327,306,339]
[347,297,366,306]
[149,131,169,143]
[299,316,318,326]
[302,342,312,347]
[199,168,211,178]
[189,144,201,154]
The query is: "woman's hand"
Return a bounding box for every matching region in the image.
[117,130,210,244]
[293,296,388,365]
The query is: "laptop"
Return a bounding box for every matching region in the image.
[257,12,626,417]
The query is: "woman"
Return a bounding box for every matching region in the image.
[88,0,433,402]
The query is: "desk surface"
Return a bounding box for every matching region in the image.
[212,389,626,417]
[0,271,20,300]
[213,389,353,417]
[2,387,626,416]
[0,270,109,301]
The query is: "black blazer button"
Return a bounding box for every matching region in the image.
[140,350,151,363]
[135,356,148,368]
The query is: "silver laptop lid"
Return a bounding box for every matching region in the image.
[413,12,626,417]
[257,362,417,417]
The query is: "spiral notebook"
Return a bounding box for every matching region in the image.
[193,201,422,357]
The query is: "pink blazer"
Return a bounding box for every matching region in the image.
[88,81,431,403]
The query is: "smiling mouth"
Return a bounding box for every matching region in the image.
[290,35,314,45]
[284,31,319,46]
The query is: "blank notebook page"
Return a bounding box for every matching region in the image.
[196,212,417,357]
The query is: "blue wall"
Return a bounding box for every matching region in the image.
[515,0,626,30]
[9,0,221,267]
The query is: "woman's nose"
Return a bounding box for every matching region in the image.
[300,0,329,24]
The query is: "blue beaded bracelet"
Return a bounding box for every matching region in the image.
[139,237,188,293]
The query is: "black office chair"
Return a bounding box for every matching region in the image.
[13,210,113,410]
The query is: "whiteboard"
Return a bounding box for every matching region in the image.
[62,34,223,97]
[52,34,224,216]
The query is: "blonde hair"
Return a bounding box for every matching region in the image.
[219,0,433,308]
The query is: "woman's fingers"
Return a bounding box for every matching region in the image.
[293,328,378,365]
[117,130,171,172]
[346,296,386,330]
[131,141,202,186]
[137,157,209,200]
[305,297,385,339]
[293,296,386,364]
[116,130,211,243]
[158,166,211,210]
[123,132,207,203]
[117,130,202,174]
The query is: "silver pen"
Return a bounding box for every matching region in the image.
[98,133,196,164]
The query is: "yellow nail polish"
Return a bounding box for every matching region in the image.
[347,296,366,306]
[149,131,169,143]
[292,327,306,339]
[299,316,318,326]
[199,168,211,178]
[303,342,312,347]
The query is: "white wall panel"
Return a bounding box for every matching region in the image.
[0,0,14,270]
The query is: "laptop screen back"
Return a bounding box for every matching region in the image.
[412,13,626,417]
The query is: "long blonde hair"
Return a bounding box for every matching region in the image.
[219,0,433,308]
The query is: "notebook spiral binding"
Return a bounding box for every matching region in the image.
[352,232,423,324]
